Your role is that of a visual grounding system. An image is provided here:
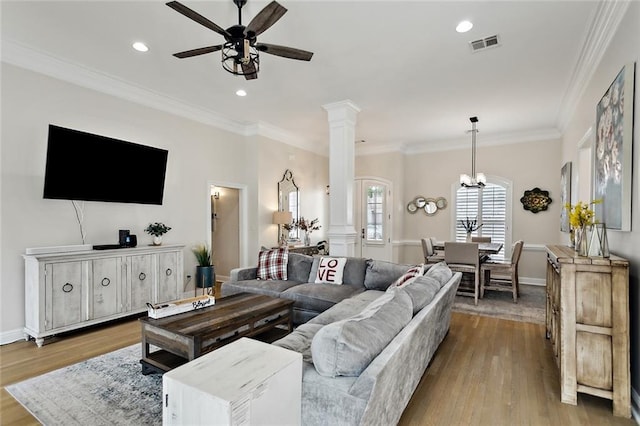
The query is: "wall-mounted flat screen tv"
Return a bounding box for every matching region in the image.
[43,125,168,205]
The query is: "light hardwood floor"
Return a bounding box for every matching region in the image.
[0,312,635,425]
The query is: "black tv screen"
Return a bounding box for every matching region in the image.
[43,125,168,205]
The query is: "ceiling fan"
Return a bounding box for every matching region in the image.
[166,0,313,80]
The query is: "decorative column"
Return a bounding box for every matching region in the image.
[322,100,360,257]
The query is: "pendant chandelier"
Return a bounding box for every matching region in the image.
[460,116,486,188]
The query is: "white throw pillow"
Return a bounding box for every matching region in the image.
[314,257,347,285]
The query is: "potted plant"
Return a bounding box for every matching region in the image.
[144,222,171,246]
[192,244,215,294]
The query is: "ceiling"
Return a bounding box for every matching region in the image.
[1,1,609,155]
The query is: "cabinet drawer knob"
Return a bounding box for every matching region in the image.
[101,277,111,287]
[62,283,73,293]
[165,268,172,276]
[139,272,146,281]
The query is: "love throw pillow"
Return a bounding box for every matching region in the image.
[315,257,347,285]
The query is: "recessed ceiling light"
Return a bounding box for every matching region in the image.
[236,89,247,97]
[456,20,473,33]
[132,42,149,52]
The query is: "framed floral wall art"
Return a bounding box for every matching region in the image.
[560,162,571,232]
[594,62,635,231]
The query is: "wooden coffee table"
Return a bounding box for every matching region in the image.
[139,293,294,374]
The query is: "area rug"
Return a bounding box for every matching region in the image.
[452,284,545,324]
[5,344,162,425]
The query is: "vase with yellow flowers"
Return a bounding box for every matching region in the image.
[565,200,601,256]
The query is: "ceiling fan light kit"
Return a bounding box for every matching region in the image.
[167,0,313,80]
[460,116,486,188]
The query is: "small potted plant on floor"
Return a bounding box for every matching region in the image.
[144,222,171,246]
[192,244,215,295]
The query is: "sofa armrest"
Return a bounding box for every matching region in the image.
[230,267,258,281]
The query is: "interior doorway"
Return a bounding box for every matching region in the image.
[210,185,240,283]
[354,178,392,261]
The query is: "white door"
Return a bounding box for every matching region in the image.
[355,178,392,261]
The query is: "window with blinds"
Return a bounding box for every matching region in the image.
[455,182,508,260]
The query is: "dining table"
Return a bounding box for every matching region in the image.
[433,241,503,254]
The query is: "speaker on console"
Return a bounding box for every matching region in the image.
[119,229,130,246]
[126,234,137,248]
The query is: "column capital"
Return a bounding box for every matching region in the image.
[322,100,361,123]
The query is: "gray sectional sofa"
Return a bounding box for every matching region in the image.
[221,253,462,425]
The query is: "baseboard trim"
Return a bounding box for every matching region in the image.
[632,387,640,425]
[1,328,25,346]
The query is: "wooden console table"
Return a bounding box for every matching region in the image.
[545,245,630,418]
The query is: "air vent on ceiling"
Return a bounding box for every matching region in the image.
[470,34,500,52]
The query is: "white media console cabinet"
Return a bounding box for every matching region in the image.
[23,244,184,346]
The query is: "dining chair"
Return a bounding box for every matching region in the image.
[471,236,492,242]
[421,238,444,264]
[429,237,445,256]
[480,240,524,302]
[444,242,480,305]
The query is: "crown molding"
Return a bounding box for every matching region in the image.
[1,39,316,152]
[356,127,561,157]
[556,1,631,132]
[244,121,326,156]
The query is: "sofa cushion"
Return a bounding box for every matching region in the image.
[310,289,413,377]
[390,275,441,315]
[315,257,347,284]
[257,247,288,280]
[363,260,413,290]
[424,261,453,286]
[282,283,366,313]
[221,279,301,298]
[287,252,314,283]
[272,323,323,363]
[309,257,369,286]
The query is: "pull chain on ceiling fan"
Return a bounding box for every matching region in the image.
[166,0,313,80]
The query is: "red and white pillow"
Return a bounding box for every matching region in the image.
[389,265,425,289]
[257,247,289,280]
[315,257,347,285]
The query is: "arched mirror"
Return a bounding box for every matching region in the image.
[278,169,299,239]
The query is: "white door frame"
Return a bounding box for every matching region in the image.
[206,180,249,269]
[355,176,393,261]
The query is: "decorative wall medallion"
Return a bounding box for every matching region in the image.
[407,196,447,216]
[520,187,552,213]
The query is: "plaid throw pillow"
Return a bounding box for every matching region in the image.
[389,265,425,289]
[257,247,289,280]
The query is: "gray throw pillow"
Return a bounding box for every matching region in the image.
[391,275,441,314]
[363,259,413,290]
[424,261,453,287]
[287,253,314,283]
[310,289,412,377]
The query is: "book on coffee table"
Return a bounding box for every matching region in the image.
[146,295,215,319]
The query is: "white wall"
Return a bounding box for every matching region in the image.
[0,63,300,343]
[560,1,640,411]
[256,136,329,251]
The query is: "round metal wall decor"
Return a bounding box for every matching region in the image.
[407,196,447,216]
[520,187,552,213]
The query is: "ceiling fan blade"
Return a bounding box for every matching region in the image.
[173,45,223,58]
[242,61,258,80]
[245,1,287,36]
[256,43,313,61]
[166,1,231,39]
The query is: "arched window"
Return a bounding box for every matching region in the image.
[454,177,512,260]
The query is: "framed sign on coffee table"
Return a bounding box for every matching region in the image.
[594,62,635,231]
